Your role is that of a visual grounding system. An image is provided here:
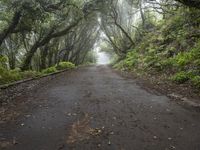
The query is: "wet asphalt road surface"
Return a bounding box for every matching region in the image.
[1,66,200,150]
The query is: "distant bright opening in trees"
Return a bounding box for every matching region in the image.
[96,48,110,65]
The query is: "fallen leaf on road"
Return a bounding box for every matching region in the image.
[66,113,103,144]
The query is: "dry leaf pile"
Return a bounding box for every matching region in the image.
[67,113,103,144]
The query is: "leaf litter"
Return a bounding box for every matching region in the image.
[66,113,104,144]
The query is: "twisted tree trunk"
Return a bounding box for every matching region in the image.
[21,18,82,70]
[0,11,22,46]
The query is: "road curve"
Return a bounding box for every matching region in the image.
[1,66,200,150]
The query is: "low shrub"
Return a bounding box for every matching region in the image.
[170,71,189,84]
[0,55,8,68]
[42,66,57,74]
[191,76,200,89]
[160,58,174,69]
[20,71,42,79]
[56,62,75,70]
[113,60,125,70]
[0,67,21,84]
[123,51,139,70]
[174,52,192,67]
[0,62,76,85]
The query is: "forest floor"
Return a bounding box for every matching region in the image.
[0,65,200,150]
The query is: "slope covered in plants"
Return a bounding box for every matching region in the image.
[113,8,200,89]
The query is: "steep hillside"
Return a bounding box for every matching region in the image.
[114,8,200,90]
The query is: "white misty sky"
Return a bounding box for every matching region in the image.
[96,49,110,65]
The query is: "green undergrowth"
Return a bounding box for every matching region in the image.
[113,9,200,89]
[42,66,57,74]
[56,62,75,70]
[0,61,75,85]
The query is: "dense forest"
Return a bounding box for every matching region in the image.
[0,0,199,88]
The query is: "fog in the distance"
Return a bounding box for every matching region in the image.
[96,49,110,65]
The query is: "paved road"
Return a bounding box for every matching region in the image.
[1,66,200,150]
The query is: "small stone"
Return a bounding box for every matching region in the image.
[98,129,102,133]
[25,115,31,118]
[170,145,176,149]
[153,136,157,139]
[168,137,172,140]
[113,117,117,120]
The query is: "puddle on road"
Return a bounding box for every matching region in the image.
[66,113,103,144]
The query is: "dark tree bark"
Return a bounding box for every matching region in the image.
[54,51,58,65]
[48,51,53,67]
[114,21,135,47]
[63,51,70,61]
[40,45,49,70]
[0,11,22,46]
[8,53,16,69]
[139,0,145,28]
[175,0,200,9]
[109,6,135,48]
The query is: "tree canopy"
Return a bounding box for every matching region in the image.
[0,0,199,73]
